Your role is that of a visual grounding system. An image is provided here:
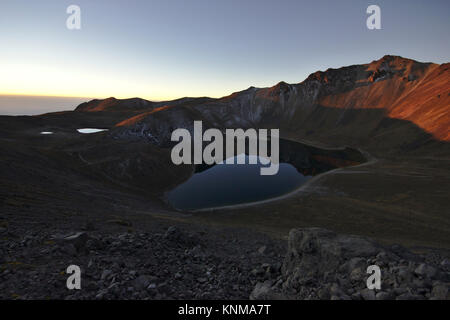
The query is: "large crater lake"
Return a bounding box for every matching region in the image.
[167,139,365,211]
[167,154,310,210]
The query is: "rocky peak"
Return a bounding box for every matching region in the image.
[75,97,153,112]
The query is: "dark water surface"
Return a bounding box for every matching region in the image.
[167,154,311,210]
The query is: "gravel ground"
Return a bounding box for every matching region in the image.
[0,220,285,300]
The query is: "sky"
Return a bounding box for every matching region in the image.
[1,0,449,105]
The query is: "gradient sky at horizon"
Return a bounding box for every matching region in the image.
[1,0,449,104]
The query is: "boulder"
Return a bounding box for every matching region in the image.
[133,275,158,291]
[431,283,449,300]
[251,227,449,300]
[61,232,89,253]
[414,264,437,279]
[250,281,273,300]
[282,228,381,292]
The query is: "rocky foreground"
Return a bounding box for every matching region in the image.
[0,223,284,300]
[0,223,448,300]
[251,228,449,300]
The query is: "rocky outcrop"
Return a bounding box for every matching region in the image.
[251,228,450,300]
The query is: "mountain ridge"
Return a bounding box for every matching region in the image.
[74,55,449,147]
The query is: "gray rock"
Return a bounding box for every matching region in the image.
[197,277,207,284]
[395,266,413,284]
[250,281,273,300]
[350,267,364,282]
[396,293,425,300]
[252,227,450,301]
[129,270,137,277]
[376,291,394,300]
[95,289,108,300]
[414,264,437,279]
[393,287,408,295]
[330,283,344,296]
[431,283,449,300]
[63,244,77,256]
[317,286,331,300]
[164,226,180,239]
[157,282,171,295]
[258,246,267,255]
[347,257,366,272]
[412,278,432,289]
[189,245,204,258]
[101,270,113,280]
[133,275,158,290]
[251,267,265,276]
[351,292,362,300]
[281,228,381,292]
[63,232,89,252]
[360,289,376,300]
[441,259,450,268]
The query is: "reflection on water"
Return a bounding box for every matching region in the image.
[167,154,311,210]
[167,138,365,210]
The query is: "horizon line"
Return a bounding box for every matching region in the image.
[1,54,446,104]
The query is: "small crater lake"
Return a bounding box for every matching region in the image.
[77,128,109,134]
